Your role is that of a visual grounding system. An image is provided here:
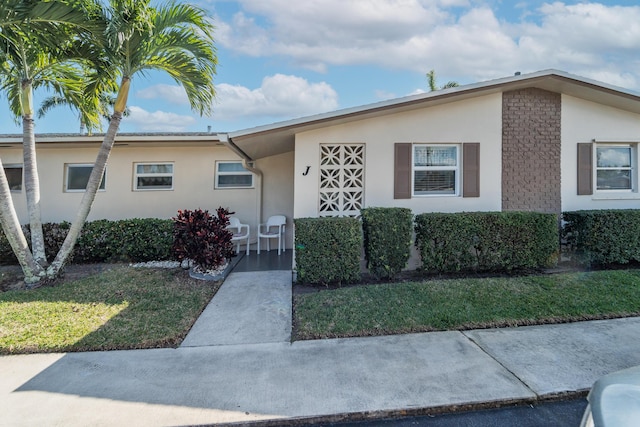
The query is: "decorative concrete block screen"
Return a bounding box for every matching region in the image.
[319,144,365,217]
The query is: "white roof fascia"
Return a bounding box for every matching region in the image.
[0,133,222,146]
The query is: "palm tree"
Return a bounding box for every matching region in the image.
[426,69,459,92]
[0,0,102,283]
[47,0,217,278]
[0,0,216,285]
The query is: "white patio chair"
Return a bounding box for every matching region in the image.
[257,215,286,255]
[227,216,250,256]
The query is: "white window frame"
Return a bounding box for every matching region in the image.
[133,162,174,191]
[595,143,637,194]
[411,144,460,197]
[65,163,106,193]
[215,161,254,189]
[4,164,22,192]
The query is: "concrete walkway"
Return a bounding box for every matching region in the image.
[3,270,640,426]
[181,271,292,347]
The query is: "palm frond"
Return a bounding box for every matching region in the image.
[37,95,69,118]
[0,60,23,121]
[130,1,216,114]
[426,69,459,91]
[2,0,218,129]
[427,69,438,92]
[1,0,105,52]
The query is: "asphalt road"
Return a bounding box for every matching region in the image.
[321,398,588,427]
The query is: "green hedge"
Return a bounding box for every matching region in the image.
[0,218,174,265]
[0,222,72,265]
[294,217,362,285]
[415,211,559,273]
[0,227,16,264]
[361,207,413,279]
[77,218,173,263]
[563,209,640,266]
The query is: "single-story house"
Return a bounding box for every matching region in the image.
[2,69,640,268]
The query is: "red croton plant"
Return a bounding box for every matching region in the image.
[172,207,235,272]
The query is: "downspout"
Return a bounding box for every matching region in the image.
[218,133,263,237]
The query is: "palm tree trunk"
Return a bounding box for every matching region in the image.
[47,111,123,277]
[22,112,47,266]
[427,70,438,92]
[47,77,130,278]
[20,78,47,266]
[0,159,45,284]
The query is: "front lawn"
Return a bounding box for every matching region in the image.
[293,269,640,340]
[0,266,218,354]
[5,265,640,352]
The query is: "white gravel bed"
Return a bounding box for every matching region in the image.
[129,260,181,269]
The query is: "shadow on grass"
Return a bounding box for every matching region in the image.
[0,265,222,355]
[6,253,302,422]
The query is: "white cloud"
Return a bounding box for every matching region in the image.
[131,75,338,128]
[215,0,640,90]
[217,0,450,71]
[514,3,640,83]
[124,106,197,132]
[537,2,640,51]
[413,7,519,79]
[581,70,638,90]
[374,89,397,100]
[212,74,338,121]
[135,84,189,104]
[214,12,270,57]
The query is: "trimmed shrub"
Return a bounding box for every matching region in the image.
[75,219,118,263]
[3,222,71,265]
[0,218,174,265]
[415,211,559,273]
[75,219,174,263]
[0,227,18,265]
[361,207,413,279]
[415,212,479,272]
[119,218,173,262]
[172,207,234,271]
[475,212,558,271]
[563,209,640,266]
[42,222,71,261]
[294,217,362,285]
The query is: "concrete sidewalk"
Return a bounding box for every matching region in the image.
[3,270,640,426]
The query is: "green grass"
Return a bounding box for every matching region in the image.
[293,269,640,340]
[6,265,640,352]
[0,266,218,354]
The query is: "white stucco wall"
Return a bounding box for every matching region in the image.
[1,149,28,222]
[294,93,503,219]
[2,142,295,250]
[561,95,640,212]
[256,151,295,249]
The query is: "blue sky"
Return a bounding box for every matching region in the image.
[3,0,640,134]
